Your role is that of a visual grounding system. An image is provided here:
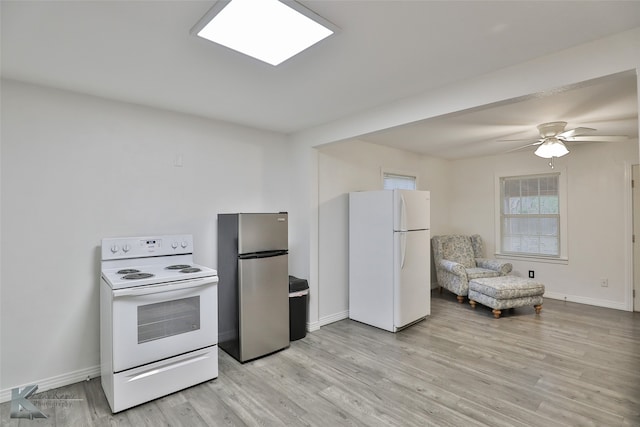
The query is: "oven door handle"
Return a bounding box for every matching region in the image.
[112,277,217,298]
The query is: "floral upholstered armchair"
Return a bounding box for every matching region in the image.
[431,235,512,303]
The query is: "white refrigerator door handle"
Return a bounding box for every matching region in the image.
[400,194,407,231]
[400,232,407,269]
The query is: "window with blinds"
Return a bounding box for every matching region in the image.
[500,174,560,256]
[383,173,416,190]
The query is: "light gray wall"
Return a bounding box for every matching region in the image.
[0,80,289,394]
[316,139,450,326]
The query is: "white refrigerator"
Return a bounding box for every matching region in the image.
[349,189,430,332]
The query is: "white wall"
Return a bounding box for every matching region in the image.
[316,139,450,326]
[449,140,638,310]
[285,137,321,332]
[0,80,289,395]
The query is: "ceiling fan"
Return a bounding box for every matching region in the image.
[503,121,628,168]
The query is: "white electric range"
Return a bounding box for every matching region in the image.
[99,234,218,413]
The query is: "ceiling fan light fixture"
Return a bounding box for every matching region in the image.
[534,138,569,158]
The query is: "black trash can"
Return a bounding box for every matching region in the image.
[288,275,309,341]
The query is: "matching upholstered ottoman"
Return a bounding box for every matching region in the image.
[468,276,544,319]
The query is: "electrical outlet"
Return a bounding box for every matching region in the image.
[600,278,608,287]
[528,270,534,279]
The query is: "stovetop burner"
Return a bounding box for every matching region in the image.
[101,234,218,290]
[123,273,155,280]
[166,264,191,270]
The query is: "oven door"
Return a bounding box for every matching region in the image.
[111,277,217,372]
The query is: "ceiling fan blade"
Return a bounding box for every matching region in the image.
[497,138,542,143]
[558,127,597,139]
[566,135,629,142]
[504,142,543,153]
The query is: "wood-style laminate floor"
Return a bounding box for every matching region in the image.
[2,291,639,426]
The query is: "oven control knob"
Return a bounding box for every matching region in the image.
[181,241,188,249]
[110,245,119,254]
[171,241,178,249]
[122,244,131,253]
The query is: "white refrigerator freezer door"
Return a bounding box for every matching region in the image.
[394,229,430,329]
[393,190,430,231]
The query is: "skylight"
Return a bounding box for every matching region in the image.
[192,0,336,66]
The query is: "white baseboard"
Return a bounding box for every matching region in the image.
[544,292,629,311]
[316,310,349,328]
[307,320,321,332]
[0,365,101,404]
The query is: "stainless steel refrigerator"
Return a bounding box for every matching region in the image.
[217,212,289,362]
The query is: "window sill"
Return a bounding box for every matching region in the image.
[495,253,569,265]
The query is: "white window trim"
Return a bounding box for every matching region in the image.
[380,168,418,190]
[494,167,568,263]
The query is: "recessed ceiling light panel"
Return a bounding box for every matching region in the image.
[192,0,337,66]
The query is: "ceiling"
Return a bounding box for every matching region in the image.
[2,1,639,159]
[359,72,639,159]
